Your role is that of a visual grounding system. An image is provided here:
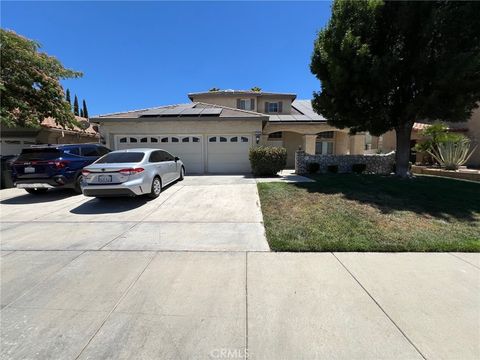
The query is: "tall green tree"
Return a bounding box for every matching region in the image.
[82,99,89,118]
[0,29,82,128]
[80,108,84,118]
[310,1,480,177]
[73,95,79,116]
[65,88,71,107]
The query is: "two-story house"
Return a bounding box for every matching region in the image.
[91,90,367,174]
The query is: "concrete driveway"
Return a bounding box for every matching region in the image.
[1,175,479,359]
[0,175,269,252]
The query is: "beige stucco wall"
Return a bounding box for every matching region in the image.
[97,118,263,150]
[379,131,397,152]
[283,132,303,168]
[335,132,349,155]
[349,134,365,155]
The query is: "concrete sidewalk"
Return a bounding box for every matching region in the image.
[1,250,479,359]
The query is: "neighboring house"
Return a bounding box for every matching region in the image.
[92,90,367,173]
[374,106,480,167]
[0,116,99,156]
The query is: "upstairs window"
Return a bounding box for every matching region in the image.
[265,101,283,113]
[237,98,255,111]
[268,102,278,113]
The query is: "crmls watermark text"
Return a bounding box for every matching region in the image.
[209,348,249,359]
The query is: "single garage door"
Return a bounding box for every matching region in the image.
[115,135,204,174]
[207,135,251,173]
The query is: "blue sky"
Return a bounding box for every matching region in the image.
[2,1,332,115]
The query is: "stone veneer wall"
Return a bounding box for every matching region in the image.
[295,150,396,175]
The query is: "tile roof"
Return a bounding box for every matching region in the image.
[41,116,99,137]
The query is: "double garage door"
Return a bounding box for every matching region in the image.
[115,134,251,174]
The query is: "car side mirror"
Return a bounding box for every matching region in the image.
[174,156,179,162]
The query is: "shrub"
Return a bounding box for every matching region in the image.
[327,165,338,173]
[352,163,366,174]
[427,136,477,170]
[249,146,287,176]
[306,162,320,174]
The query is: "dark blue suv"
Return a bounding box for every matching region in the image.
[12,144,111,194]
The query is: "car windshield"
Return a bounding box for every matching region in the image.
[16,148,62,161]
[95,152,144,164]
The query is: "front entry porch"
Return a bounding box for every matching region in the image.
[261,124,366,168]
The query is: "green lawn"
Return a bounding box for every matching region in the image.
[258,174,480,252]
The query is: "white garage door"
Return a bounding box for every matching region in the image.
[115,135,204,174]
[207,135,251,173]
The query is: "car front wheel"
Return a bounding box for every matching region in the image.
[148,177,162,198]
[25,188,48,195]
[179,166,185,181]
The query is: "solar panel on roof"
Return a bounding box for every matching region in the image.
[200,108,222,115]
[180,108,204,115]
[140,108,169,116]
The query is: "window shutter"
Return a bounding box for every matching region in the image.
[265,102,269,113]
[250,98,255,111]
[237,99,241,109]
[278,101,283,113]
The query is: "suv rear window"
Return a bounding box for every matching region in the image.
[16,148,62,161]
[95,152,144,164]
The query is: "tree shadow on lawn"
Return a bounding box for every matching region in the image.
[295,174,480,222]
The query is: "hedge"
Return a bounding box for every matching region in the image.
[249,146,287,176]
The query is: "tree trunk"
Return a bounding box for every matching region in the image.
[395,122,414,178]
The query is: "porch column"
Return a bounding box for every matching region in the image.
[260,134,269,146]
[349,134,365,155]
[303,134,317,155]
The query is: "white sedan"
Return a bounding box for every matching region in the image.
[81,148,185,198]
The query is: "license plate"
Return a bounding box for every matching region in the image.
[98,175,112,183]
[24,166,35,173]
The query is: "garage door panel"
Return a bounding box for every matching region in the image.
[207,135,252,174]
[115,135,204,174]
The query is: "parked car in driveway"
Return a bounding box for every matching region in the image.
[81,148,185,198]
[12,144,111,194]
